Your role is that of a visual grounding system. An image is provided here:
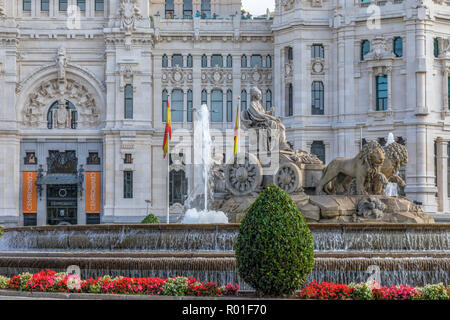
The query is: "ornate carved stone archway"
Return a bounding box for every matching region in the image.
[23,78,100,129]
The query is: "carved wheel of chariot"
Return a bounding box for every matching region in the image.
[225,153,263,196]
[274,162,302,194]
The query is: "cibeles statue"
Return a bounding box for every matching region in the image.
[241,87,292,152]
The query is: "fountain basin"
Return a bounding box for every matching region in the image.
[0,224,448,287]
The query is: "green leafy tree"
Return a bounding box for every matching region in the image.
[235,184,315,296]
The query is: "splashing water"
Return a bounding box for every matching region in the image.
[384,132,399,197]
[181,104,228,224]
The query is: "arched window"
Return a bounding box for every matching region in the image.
[169,169,188,205]
[287,47,293,61]
[227,90,233,122]
[376,75,388,111]
[211,55,223,68]
[183,0,193,18]
[393,37,403,57]
[266,89,272,111]
[250,55,262,68]
[124,84,133,119]
[171,89,184,122]
[47,101,77,129]
[162,54,168,68]
[311,44,324,58]
[201,54,208,68]
[211,90,223,122]
[201,0,211,18]
[311,141,325,163]
[226,55,233,68]
[241,55,247,68]
[171,54,183,68]
[241,90,247,110]
[187,89,193,122]
[162,89,168,122]
[434,38,439,58]
[95,0,104,11]
[266,55,272,68]
[311,81,324,115]
[286,84,293,116]
[201,89,208,105]
[186,54,193,68]
[361,40,370,61]
[165,0,174,18]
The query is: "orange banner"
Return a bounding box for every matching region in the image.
[86,171,101,214]
[22,171,38,214]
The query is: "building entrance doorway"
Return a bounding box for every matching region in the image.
[47,184,78,225]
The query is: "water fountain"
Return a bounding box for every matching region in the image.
[384,133,399,197]
[0,88,447,290]
[180,104,228,224]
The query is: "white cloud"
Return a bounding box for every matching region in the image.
[241,0,275,15]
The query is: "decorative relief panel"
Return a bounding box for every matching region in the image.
[241,66,272,85]
[201,67,232,85]
[311,58,325,75]
[162,66,193,85]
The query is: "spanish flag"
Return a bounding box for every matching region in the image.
[163,97,172,159]
[233,98,240,155]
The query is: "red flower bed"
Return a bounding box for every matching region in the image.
[2,270,239,297]
[299,281,353,300]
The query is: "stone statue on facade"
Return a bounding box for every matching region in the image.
[119,0,142,33]
[56,47,67,82]
[54,101,71,128]
[241,86,292,152]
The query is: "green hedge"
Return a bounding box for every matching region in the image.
[235,184,315,297]
[140,214,161,224]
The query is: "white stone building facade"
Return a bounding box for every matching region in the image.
[0,0,449,226]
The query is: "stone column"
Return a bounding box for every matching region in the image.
[436,138,448,213]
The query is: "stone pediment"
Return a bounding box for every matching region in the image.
[364,37,396,61]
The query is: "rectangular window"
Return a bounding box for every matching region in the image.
[376,75,388,111]
[123,171,133,199]
[211,55,223,68]
[250,55,263,68]
[41,0,50,11]
[211,90,223,122]
[124,154,133,164]
[183,0,193,18]
[287,47,293,61]
[434,38,439,58]
[227,90,233,123]
[95,0,104,11]
[124,85,133,119]
[286,84,293,116]
[77,0,86,11]
[311,44,324,59]
[23,0,32,11]
[171,54,183,68]
[171,89,184,122]
[59,0,68,11]
[187,90,193,122]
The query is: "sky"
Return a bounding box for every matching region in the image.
[241,0,275,15]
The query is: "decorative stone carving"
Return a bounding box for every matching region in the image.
[119,0,142,33]
[311,59,324,75]
[162,67,193,85]
[364,37,396,61]
[440,37,450,59]
[201,68,232,85]
[355,197,385,220]
[23,79,99,128]
[56,47,68,83]
[54,100,71,129]
[281,0,295,10]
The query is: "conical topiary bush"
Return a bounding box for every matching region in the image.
[235,184,315,296]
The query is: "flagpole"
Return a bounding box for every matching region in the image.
[166,93,171,224]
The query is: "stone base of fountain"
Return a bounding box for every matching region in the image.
[0,224,448,287]
[210,193,434,224]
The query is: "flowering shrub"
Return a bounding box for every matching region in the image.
[0,276,9,289]
[372,285,421,300]
[298,281,353,300]
[419,283,449,300]
[161,276,188,296]
[220,283,239,296]
[349,282,374,300]
[187,282,222,297]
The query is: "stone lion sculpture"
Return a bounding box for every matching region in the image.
[326,141,408,195]
[316,140,385,195]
